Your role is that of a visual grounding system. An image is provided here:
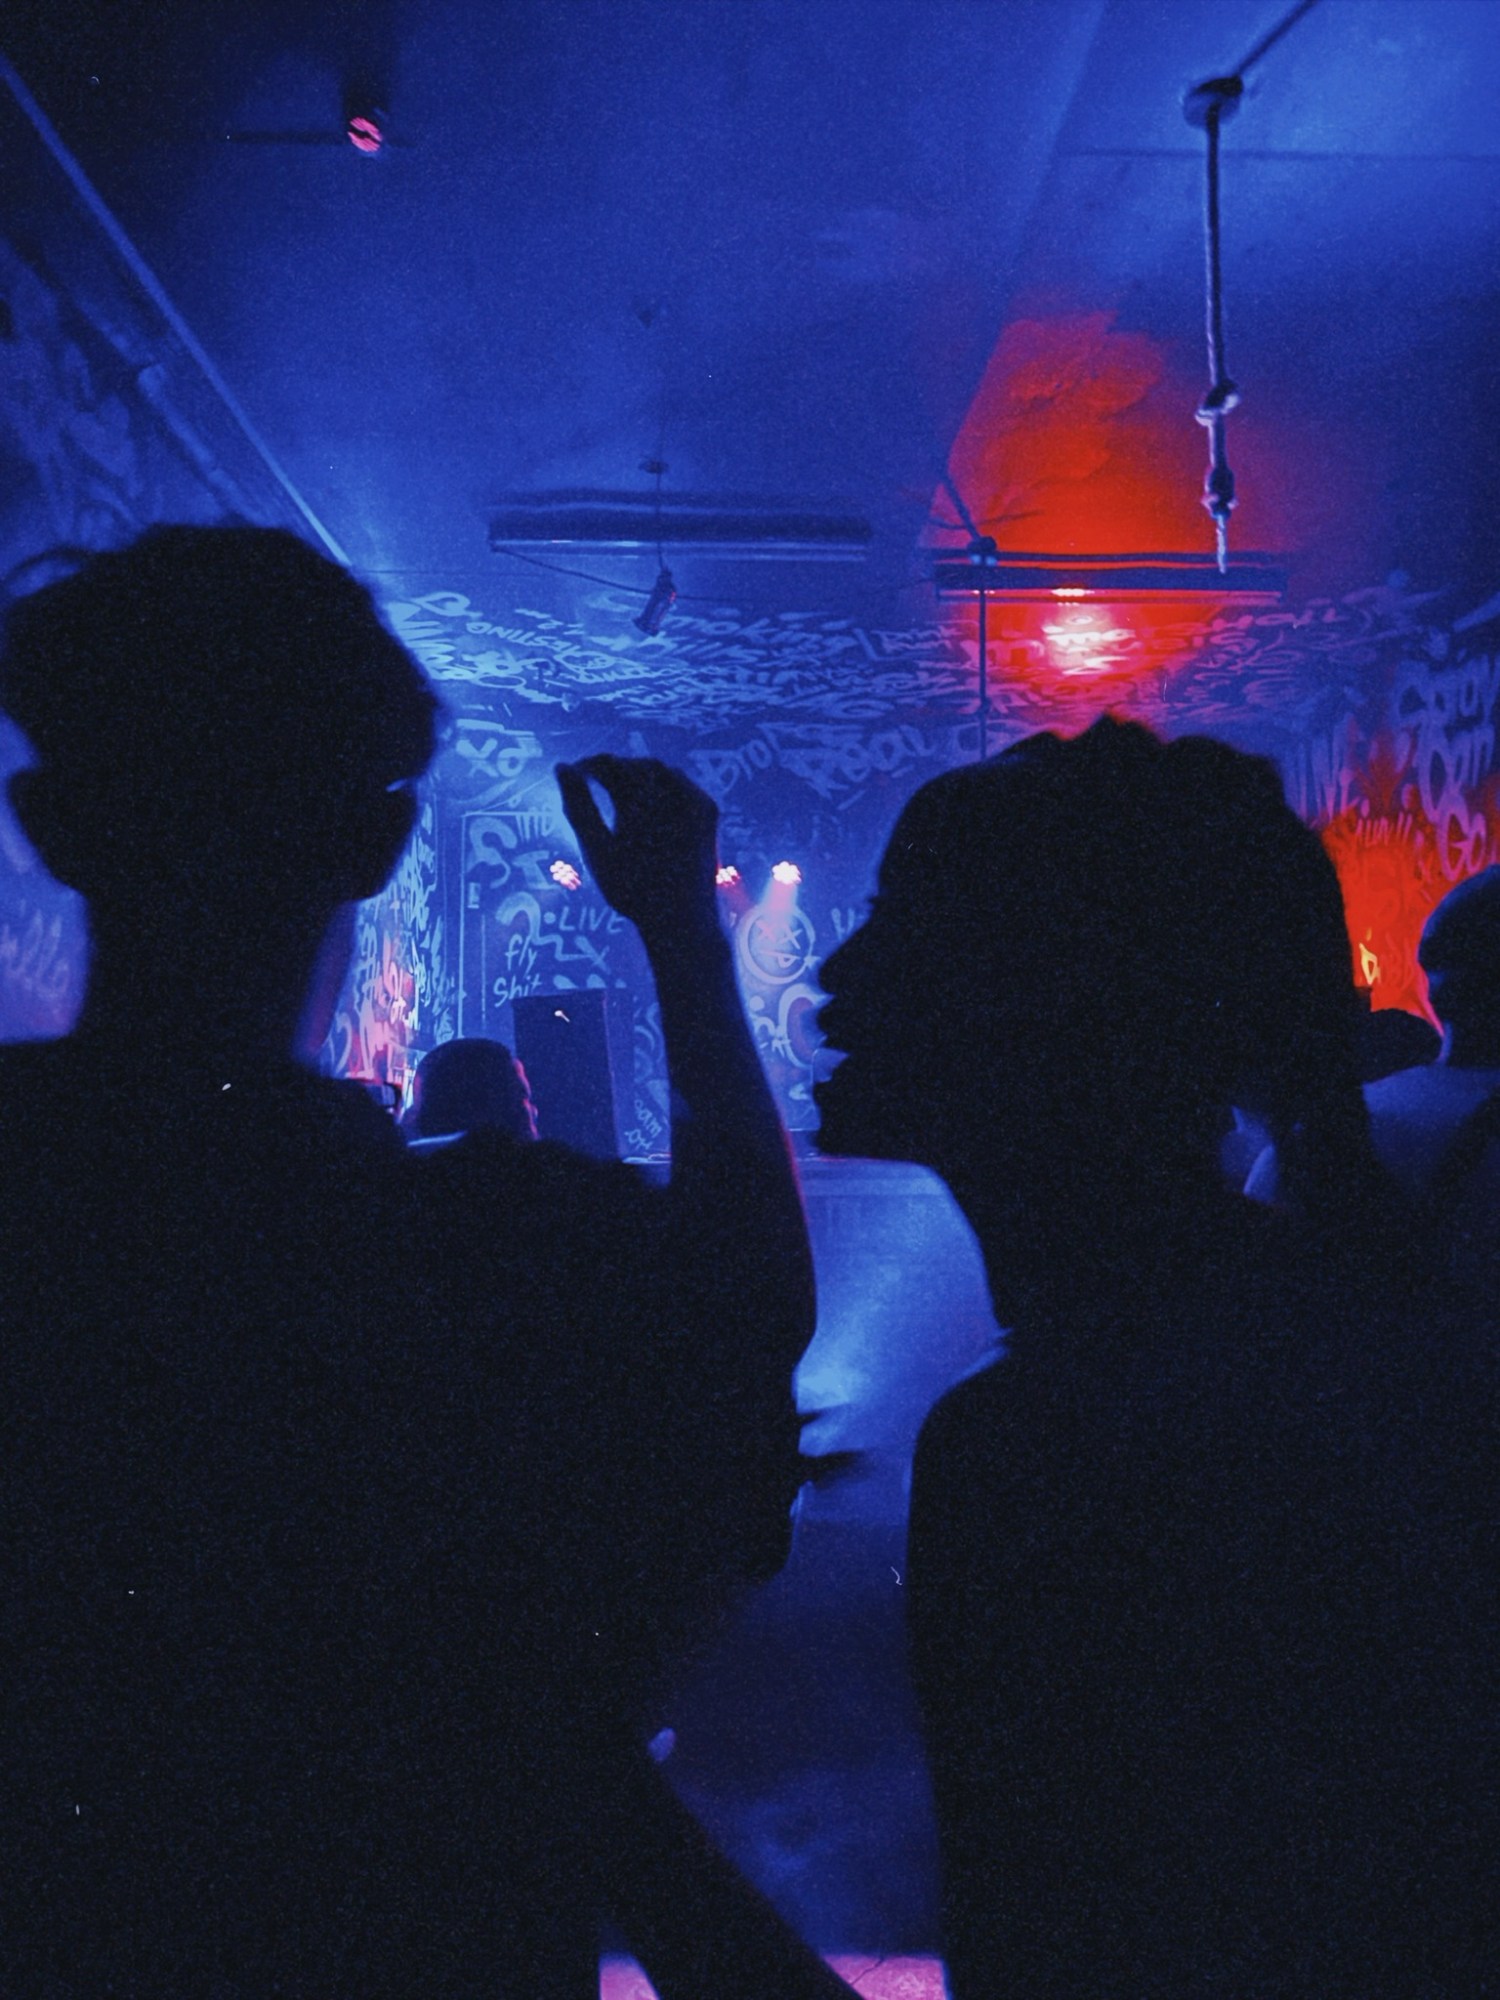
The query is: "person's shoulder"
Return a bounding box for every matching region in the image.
[0,1035,106,1145]
[407,1131,652,1190]
[0,1033,85,1093]
[282,1069,409,1150]
[1364,1062,1497,1119]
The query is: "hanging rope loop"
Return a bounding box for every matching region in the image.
[1179,3,1325,570]
[1184,74,1244,570]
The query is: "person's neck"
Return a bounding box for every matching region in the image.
[944,1152,1229,1331]
[74,904,340,1073]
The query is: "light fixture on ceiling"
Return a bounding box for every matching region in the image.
[632,454,677,635]
[932,542,1286,759]
[634,565,677,636]
[345,107,386,154]
[342,77,390,154]
[932,550,1285,600]
[488,493,873,561]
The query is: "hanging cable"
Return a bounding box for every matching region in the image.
[1229,0,1325,83]
[634,455,676,634]
[967,536,997,761]
[633,353,675,634]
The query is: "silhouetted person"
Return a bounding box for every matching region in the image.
[1363,865,1500,1188]
[403,1034,538,1142]
[816,718,1494,1996]
[0,527,826,1998]
[1362,866,1500,1314]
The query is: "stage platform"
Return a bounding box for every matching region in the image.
[601,1952,947,1996]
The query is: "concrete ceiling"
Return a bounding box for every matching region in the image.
[5,0,1500,665]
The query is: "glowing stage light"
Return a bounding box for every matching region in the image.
[771,861,802,886]
[549,860,583,891]
[715,864,742,887]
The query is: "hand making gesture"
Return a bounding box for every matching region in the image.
[556,755,722,950]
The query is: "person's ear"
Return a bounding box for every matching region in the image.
[6,768,90,891]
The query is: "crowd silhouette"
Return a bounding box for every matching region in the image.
[3,526,1495,1995]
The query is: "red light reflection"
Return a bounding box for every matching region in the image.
[948,590,1256,694]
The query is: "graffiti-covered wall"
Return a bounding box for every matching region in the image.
[0,75,452,1072]
[390,573,1500,1140]
[0,72,336,1046]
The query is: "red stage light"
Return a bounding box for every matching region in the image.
[715,864,742,887]
[549,860,582,891]
[771,861,802,886]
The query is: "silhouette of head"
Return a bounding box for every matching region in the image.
[403,1037,538,1142]
[1418,865,1500,1039]
[0,526,439,919]
[817,717,1361,1207]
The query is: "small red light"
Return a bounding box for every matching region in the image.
[346,112,384,154]
[549,860,582,890]
[716,864,742,887]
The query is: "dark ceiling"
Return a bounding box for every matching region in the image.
[5,0,1500,653]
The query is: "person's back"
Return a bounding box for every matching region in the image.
[3,1044,475,1990]
[907,1197,1491,1995]
[3,1042,816,1996]
[1364,1056,1500,1190]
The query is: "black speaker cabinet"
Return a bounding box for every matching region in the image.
[511,989,623,1158]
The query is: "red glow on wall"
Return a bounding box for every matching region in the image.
[1319,744,1500,1022]
[942,313,1227,555]
[933,311,1308,695]
[1321,808,1444,1020]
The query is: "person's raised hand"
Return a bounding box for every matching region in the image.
[556,755,721,947]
